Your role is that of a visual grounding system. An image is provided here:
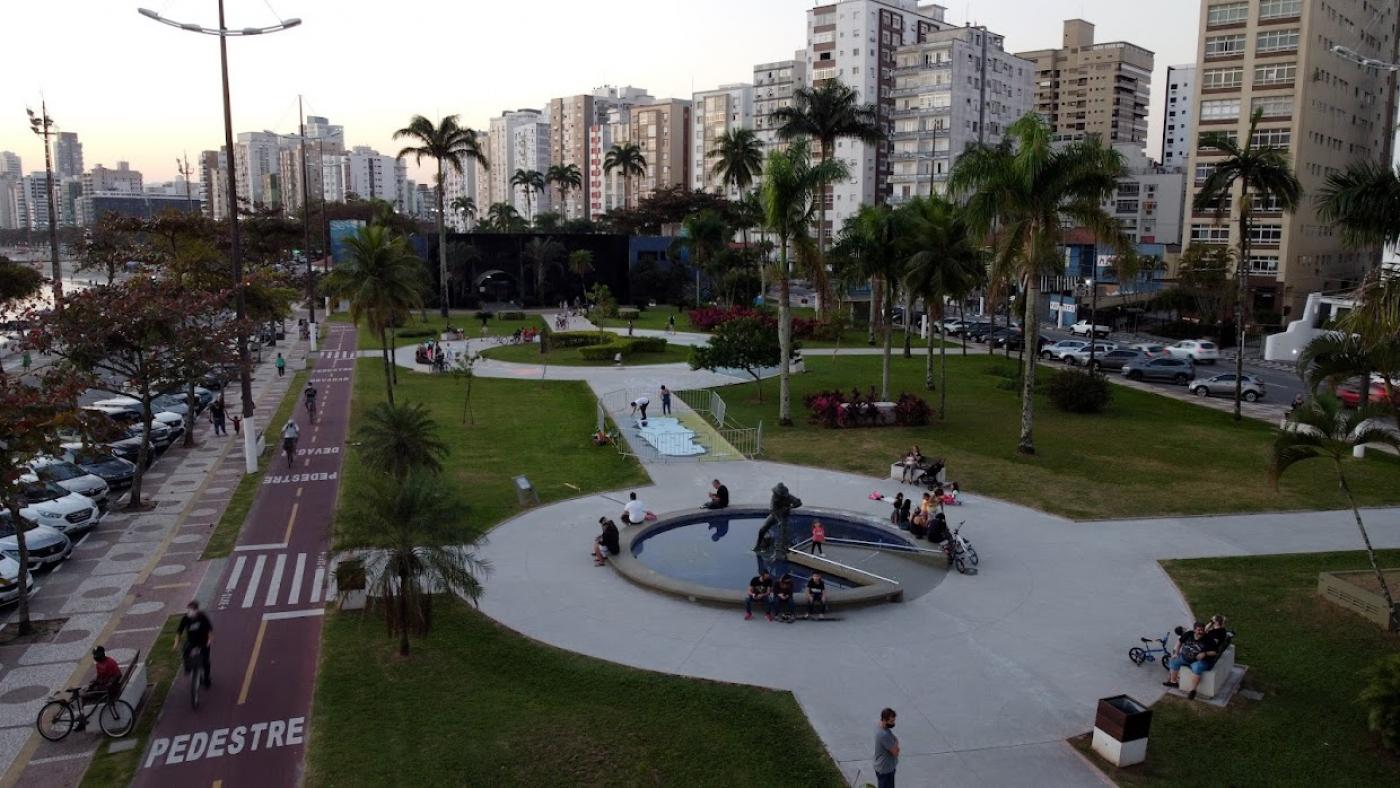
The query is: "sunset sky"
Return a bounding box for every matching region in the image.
[0,0,1200,183]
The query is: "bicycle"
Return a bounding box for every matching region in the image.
[304,395,317,421]
[1129,628,1182,670]
[283,435,298,469]
[36,686,134,741]
[184,644,208,709]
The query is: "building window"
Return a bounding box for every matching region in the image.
[1256,29,1299,54]
[1205,34,1247,57]
[1202,66,1244,89]
[1191,224,1231,244]
[1206,2,1249,25]
[1250,127,1291,149]
[1116,200,1140,213]
[1258,0,1301,20]
[1200,98,1241,120]
[1251,94,1293,117]
[1247,255,1280,273]
[1195,163,1219,186]
[1248,225,1284,244]
[1198,130,1239,149]
[1254,62,1296,86]
[1250,193,1285,212]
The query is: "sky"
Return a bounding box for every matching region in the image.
[0,0,1201,184]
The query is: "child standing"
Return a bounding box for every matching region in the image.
[809,520,826,555]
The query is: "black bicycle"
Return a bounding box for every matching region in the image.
[184,645,207,710]
[304,394,318,421]
[36,686,134,741]
[283,435,298,469]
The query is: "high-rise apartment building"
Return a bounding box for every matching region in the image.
[234,131,298,211]
[806,1,950,237]
[54,132,83,179]
[630,99,692,204]
[1016,19,1154,145]
[488,109,548,217]
[0,152,22,230]
[691,84,755,197]
[83,161,144,196]
[1161,65,1197,168]
[199,150,229,219]
[472,135,493,217]
[1184,0,1399,317]
[889,25,1033,201]
[278,116,346,217]
[754,52,808,155]
[512,117,552,220]
[443,162,478,230]
[549,86,653,220]
[21,172,61,229]
[0,152,20,180]
[1104,143,1187,245]
[342,146,405,207]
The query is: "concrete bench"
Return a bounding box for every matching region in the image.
[839,401,896,426]
[889,463,946,485]
[1179,644,1235,699]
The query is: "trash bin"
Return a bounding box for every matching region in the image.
[1091,694,1152,767]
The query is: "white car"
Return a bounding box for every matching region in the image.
[0,512,72,570]
[1061,342,1119,366]
[0,555,31,605]
[17,480,101,536]
[1166,339,1221,364]
[1069,320,1111,338]
[91,398,188,432]
[27,456,110,509]
[1040,339,1089,361]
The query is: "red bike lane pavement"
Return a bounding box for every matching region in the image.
[132,324,356,788]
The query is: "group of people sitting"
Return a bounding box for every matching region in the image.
[415,340,454,372]
[745,569,827,622]
[1164,615,1231,700]
[887,487,958,540]
[590,491,651,565]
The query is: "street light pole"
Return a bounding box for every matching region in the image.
[299,94,317,351]
[176,152,194,213]
[27,102,63,315]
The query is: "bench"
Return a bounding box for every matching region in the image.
[839,401,896,426]
[1178,644,1235,700]
[514,475,539,507]
[889,462,946,485]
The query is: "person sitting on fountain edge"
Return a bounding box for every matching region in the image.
[621,492,647,526]
[593,517,621,566]
[774,572,798,622]
[703,479,729,510]
[745,570,776,621]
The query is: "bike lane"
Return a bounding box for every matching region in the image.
[132,324,356,788]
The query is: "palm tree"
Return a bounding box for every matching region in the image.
[1317,159,1400,249]
[321,224,424,404]
[567,249,594,300]
[355,402,449,480]
[485,202,521,232]
[1298,332,1400,424]
[672,210,731,305]
[394,114,488,317]
[772,79,884,309]
[844,205,907,400]
[902,196,986,415]
[761,138,849,425]
[709,128,765,197]
[449,195,476,230]
[1270,394,1400,630]
[338,472,489,656]
[510,169,545,225]
[603,143,647,209]
[546,163,583,218]
[949,113,1127,455]
[522,237,564,304]
[1195,109,1302,421]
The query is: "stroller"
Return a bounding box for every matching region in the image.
[914,459,947,491]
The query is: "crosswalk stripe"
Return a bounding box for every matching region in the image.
[241,555,266,609]
[310,564,325,604]
[226,556,246,593]
[287,553,306,605]
[265,553,287,606]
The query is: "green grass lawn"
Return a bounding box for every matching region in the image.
[79,617,181,788]
[1076,550,1400,787]
[307,602,844,788]
[329,312,538,351]
[712,353,1400,519]
[480,341,692,367]
[607,303,687,331]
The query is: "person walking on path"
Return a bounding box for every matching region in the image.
[660,385,672,416]
[874,708,900,788]
[275,352,286,377]
[21,350,31,373]
[210,398,227,436]
[667,314,676,335]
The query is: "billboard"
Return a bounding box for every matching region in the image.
[328,219,365,265]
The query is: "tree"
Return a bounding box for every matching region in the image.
[321,225,425,405]
[709,128,765,196]
[355,402,449,480]
[484,202,523,233]
[394,114,488,317]
[1269,394,1400,630]
[603,143,647,209]
[337,472,488,656]
[1175,245,1235,325]
[510,169,545,224]
[671,210,731,304]
[76,214,144,286]
[949,114,1127,454]
[762,138,848,425]
[452,350,479,425]
[0,256,43,315]
[521,237,564,304]
[1317,159,1400,249]
[567,249,594,300]
[689,316,782,401]
[1298,332,1400,424]
[901,196,986,415]
[840,205,907,400]
[449,195,476,229]
[1195,109,1302,420]
[546,164,583,216]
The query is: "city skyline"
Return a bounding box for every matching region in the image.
[1,0,1201,184]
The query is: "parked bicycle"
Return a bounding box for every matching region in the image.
[1129,627,1183,669]
[36,686,134,741]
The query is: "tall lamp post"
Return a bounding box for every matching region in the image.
[298,95,317,351]
[175,152,194,213]
[26,103,63,314]
[138,4,301,473]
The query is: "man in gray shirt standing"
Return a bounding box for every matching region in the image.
[874,707,900,787]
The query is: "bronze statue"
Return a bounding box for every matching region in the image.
[753,482,802,555]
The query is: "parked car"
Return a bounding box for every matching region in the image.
[58,446,137,491]
[1166,339,1220,364]
[1190,373,1266,402]
[1335,381,1400,408]
[967,322,1003,342]
[1085,348,1146,372]
[987,329,1024,350]
[83,406,175,449]
[952,321,991,338]
[1130,342,1170,358]
[17,480,100,537]
[91,399,188,436]
[1040,339,1089,361]
[1061,342,1119,366]
[0,554,31,606]
[27,456,109,510]
[0,512,72,570]
[1069,320,1111,338]
[1122,357,1196,384]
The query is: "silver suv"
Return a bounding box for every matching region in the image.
[1189,373,1266,402]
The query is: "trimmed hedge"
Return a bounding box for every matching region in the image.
[496,310,526,321]
[550,331,613,348]
[578,336,670,361]
[618,307,641,320]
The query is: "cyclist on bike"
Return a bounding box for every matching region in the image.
[303,382,318,414]
[74,646,122,730]
[174,600,213,689]
[282,419,301,467]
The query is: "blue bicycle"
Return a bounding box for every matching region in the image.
[1128,627,1183,669]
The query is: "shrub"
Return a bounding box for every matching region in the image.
[618,307,641,319]
[550,331,612,348]
[475,310,494,325]
[496,310,526,321]
[688,305,845,341]
[1047,369,1113,413]
[579,344,622,361]
[396,328,436,339]
[803,389,850,428]
[577,336,669,360]
[628,336,668,353]
[893,393,932,427]
[1362,653,1400,752]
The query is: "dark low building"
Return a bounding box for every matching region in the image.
[415,232,632,309]
[82,193,202,225]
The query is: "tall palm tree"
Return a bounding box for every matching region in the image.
[522,236,564,304]
[546,163,583,218]
[338,472,489,656]
[394,114,488,317]
[1270,394,1400,630]
[449,195,476,230]
[510,169,546,224]
[902,195,986,415]
[567,249,594,300]
[949,113,1127,455]
[603,143,647,209]
[485,202,521,232]
[673,210,731,305]
[1195,109,1302,421]
[761,138,849,425]
[355,401,449,480]
[321,224,424,404]
[709,128,765,197]
[844,205,907,400]
[772,79,884,313]
[1317,159,1400,249]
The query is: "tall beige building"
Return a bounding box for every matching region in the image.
[630,99,692,204]
[1016,19,1154,144]
[548,86,653,220]
[1184,0,1398,318]
[691,84,754,197]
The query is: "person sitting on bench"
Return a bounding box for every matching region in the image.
[703,479,729,510]
[593,517,621,566]
[805,572,827,620]
[1164,621,1229,699]
[620,492,647,526]
[745,571,775,620]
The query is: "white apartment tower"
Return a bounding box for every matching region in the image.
[1,152,24,230]
[1161,65,1197,169]
[889,25,1033,202]
[691,84,755,197]
[235,131,298,211]
[512,118,552,219]
[488,109,548,217]
[343,146,404,206]
[1106,143,1187,245]
[443,163,478,231]
[754,52,808,155]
